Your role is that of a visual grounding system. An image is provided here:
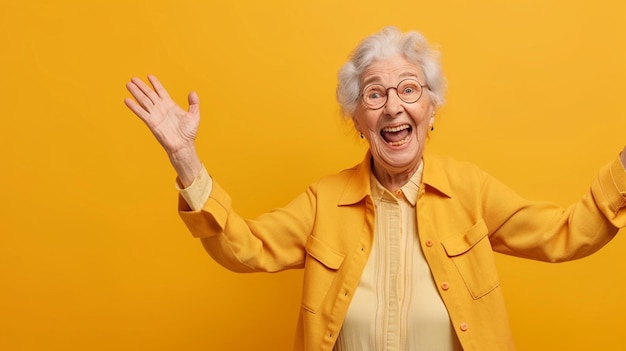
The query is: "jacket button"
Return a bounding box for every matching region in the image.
[441,282,449,291]
[425,240,433,247]
[460,322,469,332]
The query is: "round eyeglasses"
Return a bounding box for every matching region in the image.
[360,78,429,110]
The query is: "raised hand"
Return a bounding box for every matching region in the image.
[125,75,202,186]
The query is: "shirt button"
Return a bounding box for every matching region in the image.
[460,322,469,332]
[425,240,433,247]
[394,189,402,196]
[441,282,450,291]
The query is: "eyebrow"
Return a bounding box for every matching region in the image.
[362,71,420,87]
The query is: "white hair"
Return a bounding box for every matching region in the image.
[336,26,447,118]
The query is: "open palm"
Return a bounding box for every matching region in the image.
[124,75,203,186]
[124,75,200,155]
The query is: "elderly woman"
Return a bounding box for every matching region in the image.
[125,27,626,351]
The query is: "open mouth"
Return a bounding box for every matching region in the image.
[380,124,412,146]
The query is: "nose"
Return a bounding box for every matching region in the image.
[383,88,404,116]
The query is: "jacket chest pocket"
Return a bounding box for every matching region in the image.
[441,219,500,299]
[301,235,345,313]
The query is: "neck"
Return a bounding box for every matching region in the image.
[371,159,421,192]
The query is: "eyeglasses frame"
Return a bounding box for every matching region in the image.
[360,78,429,110]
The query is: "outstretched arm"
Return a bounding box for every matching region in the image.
[124,75,202,187]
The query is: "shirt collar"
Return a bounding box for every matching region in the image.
[369,161,424,205]
[401,161,423,206]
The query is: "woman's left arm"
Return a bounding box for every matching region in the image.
[484,155,626,262]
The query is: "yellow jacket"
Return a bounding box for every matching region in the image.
[179,151,626,350]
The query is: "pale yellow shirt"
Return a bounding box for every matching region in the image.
[333,162,462,351]
[177,165,212,211]
[179,164,462,350]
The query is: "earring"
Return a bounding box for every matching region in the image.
[431,111,436,131]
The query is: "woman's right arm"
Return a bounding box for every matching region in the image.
[179,179,316,273]
[125,75,314,272]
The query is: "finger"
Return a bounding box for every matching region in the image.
[147,74,171,99]
[123,97,150,123]
[188,91,200,115]
[126,81,154,112]
[130,77,161,105]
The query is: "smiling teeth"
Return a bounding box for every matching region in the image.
[389,136,410,146]
[382,125,410,133]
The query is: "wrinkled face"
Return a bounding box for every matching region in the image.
[353,54,436,178]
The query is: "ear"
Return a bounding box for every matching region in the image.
[429,110,436,128]
[352,115,362,134]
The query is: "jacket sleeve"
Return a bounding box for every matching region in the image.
[178,179,317,273]
[484,156,626,262]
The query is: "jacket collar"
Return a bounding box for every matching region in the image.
[337,150,453,206]
[338,152,373,206]
[422,151,453,198]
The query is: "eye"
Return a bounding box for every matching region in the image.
[364,85,385,100]
[398,80,420,98]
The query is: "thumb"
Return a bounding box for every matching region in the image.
[188,91,200,115]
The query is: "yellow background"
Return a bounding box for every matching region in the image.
[1,0,625,350]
